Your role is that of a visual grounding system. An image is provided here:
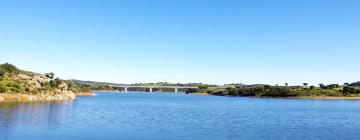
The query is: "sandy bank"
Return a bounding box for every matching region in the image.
[75,92,96,96]
[284,96,360,100]
[0,92,76,103]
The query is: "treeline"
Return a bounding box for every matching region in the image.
[188,83,360,97]
[131,82,215,87]
[345,81,360,87]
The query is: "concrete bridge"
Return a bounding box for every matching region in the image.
[109,85,198,93]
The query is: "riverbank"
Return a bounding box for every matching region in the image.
[193,93,360,100]
[93,90,121,93]
[284,96,360,100]
[0,92,76,103]
[75,92,96,96]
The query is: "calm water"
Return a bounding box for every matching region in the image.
[1,92,360,140]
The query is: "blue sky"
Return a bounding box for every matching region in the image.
[1,0,359,85]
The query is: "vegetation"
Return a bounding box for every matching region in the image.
[188,82,360,98]
[0,63,91,95]
[131,82,215,87]
[69,80,123,91]
[0,63,24,93]
[64,80,92,93]
[2,63,360,99]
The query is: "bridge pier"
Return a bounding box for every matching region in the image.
[125,87,128,92]
[175,88,178,93]
[149,88,153,93]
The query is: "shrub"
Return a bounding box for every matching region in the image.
[0,81,22,93]
[50,78,62,88]
[343,86,358,95]
[263,86,296,97]
[0,70,4,80]
[0,63,19,74]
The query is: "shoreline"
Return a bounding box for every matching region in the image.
[283,96,360,100]
[93,90,122,93]
[75,92,96,96]
[0,92,76,103]
[2,91,360,103]
[240,95,360,100]
[191,93,360,100]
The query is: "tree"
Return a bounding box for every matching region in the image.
[303,83,308,87]
[348,81,360,86]
[327,84,339,89]
[343,86,356,95]
[285,83,288,87]
[319,83,325,89]
[310,86,315,90]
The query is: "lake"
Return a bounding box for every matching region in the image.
[1,92,360,140]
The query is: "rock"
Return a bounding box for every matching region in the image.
[0,96,4,102]
[33,75,51,84]
[17,74,31,80]
[0,92,76,102]
[75,92,96,96]
[58,82,68,91]
[63,91,76,99]
[27,79,41,90]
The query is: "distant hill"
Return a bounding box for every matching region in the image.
[69,79,127,86]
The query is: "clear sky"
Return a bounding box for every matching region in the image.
[0,0,359,85]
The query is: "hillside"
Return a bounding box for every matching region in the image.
[0,63,94,102]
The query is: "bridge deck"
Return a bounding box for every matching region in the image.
[109,85,198,89]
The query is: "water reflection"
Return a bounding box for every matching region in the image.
[0,101,73,135]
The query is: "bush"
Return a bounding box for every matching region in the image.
[0,70,4,80]
[262,86,297,97]
[0,63,19,74]
[0,81,22,93]
[343,86,360,95]
[319,84,340,90]
[50,78,62,88]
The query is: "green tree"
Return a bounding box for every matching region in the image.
[303,83,308,87]
[319,83,326,89]
[343,86,355,95]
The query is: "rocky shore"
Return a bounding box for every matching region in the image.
[75,92,96,96]
[0,92,76,103]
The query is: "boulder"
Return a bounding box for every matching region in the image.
[33,75,51,84]
[63,91,76,99]
[0,96,4,102]
[27,79,41,90]
[58,82,68,91]
[17,74,31,80]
